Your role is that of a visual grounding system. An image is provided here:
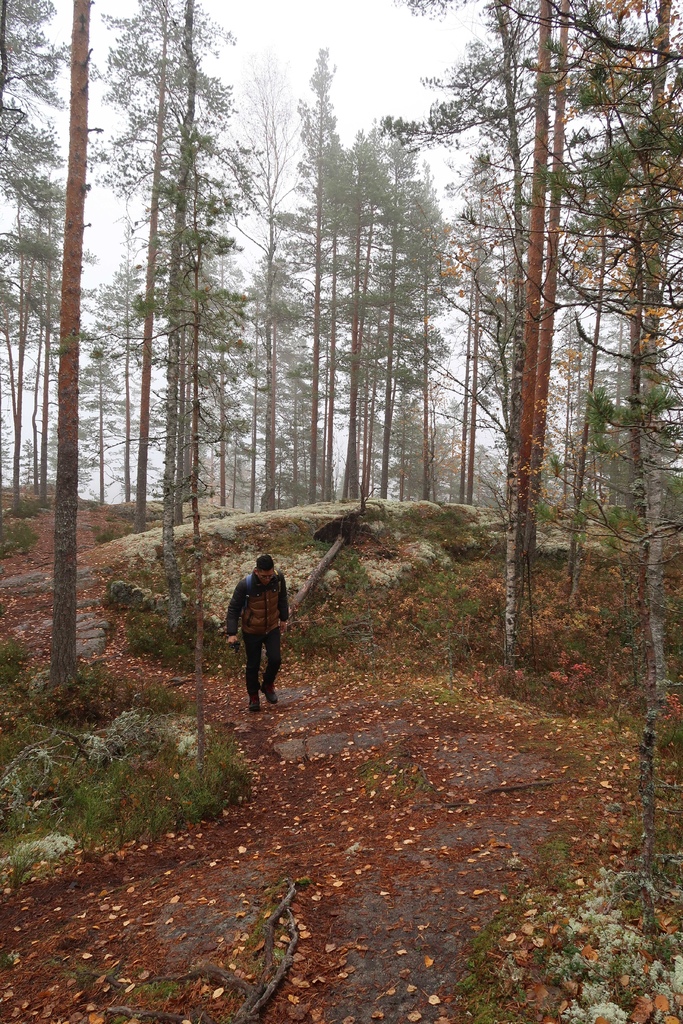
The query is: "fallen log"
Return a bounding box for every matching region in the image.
[289,534,345,616]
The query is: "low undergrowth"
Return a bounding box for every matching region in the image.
[126,609,227,672]
[93,520,133,544]
[0,715,250,888]
[0,650,250,889]
[0,519,39,557]
[458,871,683,1024]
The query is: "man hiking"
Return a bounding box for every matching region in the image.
[226,554,289,712]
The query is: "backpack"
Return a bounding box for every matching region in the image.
[243,571,281,613]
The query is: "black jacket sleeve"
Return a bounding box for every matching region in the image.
[226,578,248,635]
[278,573,289,623]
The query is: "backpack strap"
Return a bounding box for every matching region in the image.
[243,573,253,614]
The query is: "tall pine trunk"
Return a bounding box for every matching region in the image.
[503,0,550,665]
[50,0,91,688]
[380,237,398,499]
[191,239,206,770]
[568,233,606,599]
[40,254,52,504]
[162,0,196,631]
[525,0,570,555]
[324,233,337,501]
[135,15,168,533]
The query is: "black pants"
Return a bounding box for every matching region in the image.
[243,628,281,696]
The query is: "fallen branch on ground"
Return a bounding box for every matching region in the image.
[446,778,559,807]
[289,535,345,616]
[105,878,298,1024]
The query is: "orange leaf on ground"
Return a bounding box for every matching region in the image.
[655,996,671,1013]
[630,996,654,1023]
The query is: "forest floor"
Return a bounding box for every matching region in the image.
[0,508,652,1024]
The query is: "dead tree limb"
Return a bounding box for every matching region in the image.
[446,778,559,807]
[231,878,299,1024]
[150,964,253,997]
[106,880,298,1024]
[289,535,344,616]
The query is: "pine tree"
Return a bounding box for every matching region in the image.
[50,0,91,689]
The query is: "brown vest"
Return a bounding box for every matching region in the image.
[242,578,281,635]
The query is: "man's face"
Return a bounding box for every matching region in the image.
[255,568,274,584]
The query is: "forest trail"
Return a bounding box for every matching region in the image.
[0,509,623,1024]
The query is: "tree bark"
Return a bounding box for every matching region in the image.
[495,0,531,667]
[324,233,338,501]
[380,230,398,499]
[50,0,91,688]
[517,0,553,545]
[135,15,168,533]
[466,268,481,505]
[568,233,606,599]
[308,107,324,504]
[191,243,205,771]
[32,325,43,494]
[250,328,258,513]
[525,0,570,556]
[162,0,196,631]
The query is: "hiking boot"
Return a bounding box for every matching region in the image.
[248,695,260,713]
[261,684,278,705]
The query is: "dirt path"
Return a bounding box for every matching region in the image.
[0,510,600,1023]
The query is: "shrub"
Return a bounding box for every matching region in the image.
[0,640,28,690]
[0,722,250,879]
[0,520,38,557]
[126,610,227,672]
[33,666,135,726]
[6,497,45,519]
[93,522,133,545]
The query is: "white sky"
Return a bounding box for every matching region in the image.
[48,0,477,286]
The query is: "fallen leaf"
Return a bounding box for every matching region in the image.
[333,880,344,887]
[170,895,180,905]
[325,943,336,953]
[238,846,247,854]
[428,995,442,1005]
[81,953,93,960]
[424,956,434,967]
[396,949,408,955]
[287,994,300,1004]
[407,1014,422,1023]
[664,1017,680,1024]
[600,780,613,789]
[472,889,488,896]
[212,988,224,1000]
[581,944,599,962]
[655,996,671,1013]
[630,996,654,1023]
